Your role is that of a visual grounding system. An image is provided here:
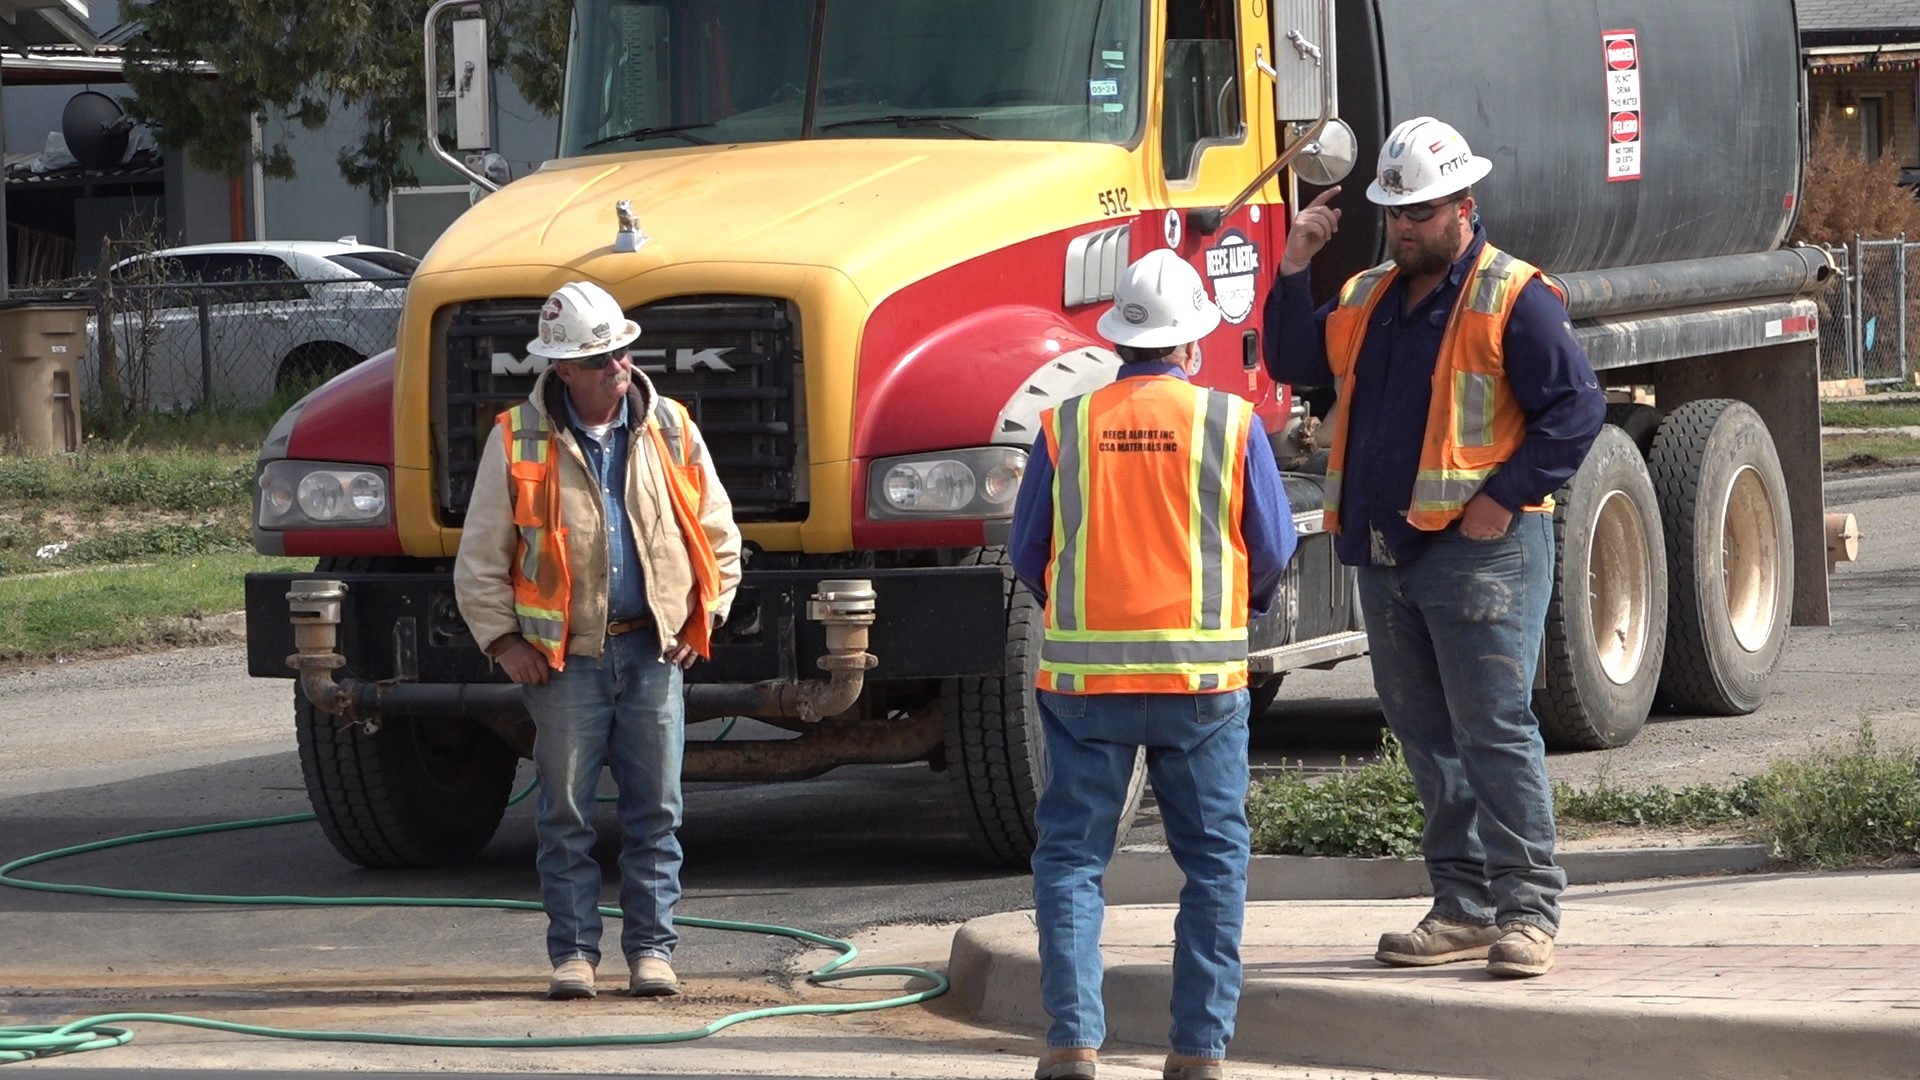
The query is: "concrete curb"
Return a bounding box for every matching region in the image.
[1104,842,1776,904]
[948,914,1920,1080]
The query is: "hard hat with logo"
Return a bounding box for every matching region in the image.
[1365,116,1493,206]
[1096,249,1222,349]
[526,280,643,360]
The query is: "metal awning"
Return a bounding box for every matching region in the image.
[0,0,96,54]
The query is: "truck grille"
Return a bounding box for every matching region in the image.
[438,295,801,525]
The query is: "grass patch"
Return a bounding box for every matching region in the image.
[0,447,253,512]
[1822,432,1920,469]
[83,385,309,451]
[1821,399,1920,429]
[1244,724,1920,869]
[0,552,304,662]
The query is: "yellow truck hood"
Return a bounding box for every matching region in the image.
[419,139,1136,303]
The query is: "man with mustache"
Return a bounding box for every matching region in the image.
[456,280,742,1000]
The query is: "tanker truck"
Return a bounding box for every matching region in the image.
[244,0,1837,869]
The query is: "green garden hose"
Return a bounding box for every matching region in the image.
[0,779,946,1063]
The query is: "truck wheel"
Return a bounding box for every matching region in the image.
[1535,425,1667,749]
[1649,400,1794,715]
[1249,674,1285,719]
[294,557,518,868]
[297,694,518,868]
[941,547,1147,869]
[1604,402,1663,457]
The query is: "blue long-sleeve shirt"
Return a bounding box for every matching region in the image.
[1008,363,1298,618]
[1262,227,1605,566]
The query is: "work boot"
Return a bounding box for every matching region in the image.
[547,958,596,1000]
[1486,921,1555,978]
[1034,1050,1097,1079]
[628,955,681,997]
[1162,1056,1225,1080]
[1375,916,1501,967]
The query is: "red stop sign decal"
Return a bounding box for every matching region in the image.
[1611,111,1640,141]
[1607,39,1636,69]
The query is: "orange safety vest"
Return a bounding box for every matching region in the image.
[498,394,724,670]
[1036,376,1254,695]
[1320,242,1563,532]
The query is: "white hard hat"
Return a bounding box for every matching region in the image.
[526,280,643,360]
[1365,116,1493,206]
[1096,249,1222,349]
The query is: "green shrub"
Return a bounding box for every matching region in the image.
[1247,736,1424,858]
[1757,723,1920,867]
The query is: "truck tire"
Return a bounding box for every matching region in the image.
[1535,425,1668,750]
[941,547,1147,868]
[1604,402,1663,457]
[1649,400,1794,715]
[1249,674,1285,719]
[294,557,518,868]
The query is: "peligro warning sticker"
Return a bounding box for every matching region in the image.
[1604,28,1642,182]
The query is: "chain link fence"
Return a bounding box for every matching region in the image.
[1821,236,1920,387]
[11,275,409,419]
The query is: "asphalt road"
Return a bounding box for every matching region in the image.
[0,467,1912,1076]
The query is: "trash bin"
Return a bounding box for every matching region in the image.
[0,301,88,454]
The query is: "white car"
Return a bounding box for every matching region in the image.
[88,240,418,411]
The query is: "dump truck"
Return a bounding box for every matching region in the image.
[245,0,1838,869]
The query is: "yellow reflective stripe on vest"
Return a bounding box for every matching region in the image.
[1340,264,1393,309]
[1469,250,1520,315]
[1189,389,1243,632]
[651,397,686,464]
[515,604,566,651]
[1048,394,1093,634]
[1454,371,1498,447]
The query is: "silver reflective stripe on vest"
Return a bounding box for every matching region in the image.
[1341,264,1393,309]
[1455,372,1497,447]
[651,397,685,464]
[517,613,565,644]
[1410,467,1499,511]
[518,528,541,582]
[1194,391,1234,631]
[1196,673,1221,691]
[1470,250,1516,315]
[1050,397,1089,632]
[1041,636,1249,666]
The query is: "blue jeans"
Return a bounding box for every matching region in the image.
[1356,512,1566,934]
[1032,689,1251,1060]
[524,631,685,967]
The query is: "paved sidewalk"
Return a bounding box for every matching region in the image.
[950,868,1920,1080]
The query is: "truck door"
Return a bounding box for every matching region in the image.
[1156,0,1273,408]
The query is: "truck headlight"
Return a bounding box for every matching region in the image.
[257,461,391,528]
[867,447,1027,521]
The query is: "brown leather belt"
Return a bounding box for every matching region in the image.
[606,616,653,637]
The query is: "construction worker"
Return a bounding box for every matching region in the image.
[1264,117,1606,978]
[454,280,742,1000]
[1009,249,1297,1080]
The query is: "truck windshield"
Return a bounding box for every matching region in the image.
[558,0,1144,156]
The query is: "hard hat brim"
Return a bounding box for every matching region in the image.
[524,318,644,360]
[1097,300,1222,349]
[1366,156,1493,206]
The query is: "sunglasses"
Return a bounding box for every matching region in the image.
[1385,195,1465,222]
[565,348,629,371]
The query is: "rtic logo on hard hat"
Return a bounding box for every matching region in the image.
[1122,303,1150,325]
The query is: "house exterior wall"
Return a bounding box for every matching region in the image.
[1809,69,1920,164]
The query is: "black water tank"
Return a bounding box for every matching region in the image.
[1309,0,1803,298]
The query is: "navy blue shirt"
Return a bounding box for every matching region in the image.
[562,395,648,622]
[1262,227,1605,566]
[1008,363,1299,618]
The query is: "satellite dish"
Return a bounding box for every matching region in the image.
[62,91,134,169]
